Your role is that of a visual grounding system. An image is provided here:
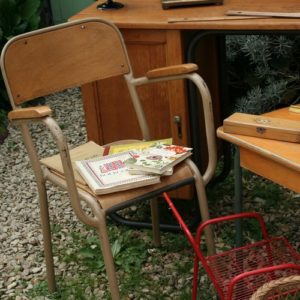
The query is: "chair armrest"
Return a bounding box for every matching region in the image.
[8,105,52,121]
[146,63,198,79]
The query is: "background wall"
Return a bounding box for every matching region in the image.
[50,0,94,23]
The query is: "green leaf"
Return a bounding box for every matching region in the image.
[86,236,100,245]
[27,14,40,30]
[0,0,20,36]
[95,260,105,270]
[78,248,96,259]
[12,20,27,35]
[18,0,41,20]
[111,239,122,258]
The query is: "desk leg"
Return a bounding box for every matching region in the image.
[234,147,243,246]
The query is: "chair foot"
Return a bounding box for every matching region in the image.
[97,216,121,300]
[150,198,161,247]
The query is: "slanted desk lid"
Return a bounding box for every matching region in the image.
[223,112,300,143]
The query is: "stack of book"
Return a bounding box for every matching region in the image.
[75,139,192,195]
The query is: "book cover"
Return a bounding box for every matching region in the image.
[75,152,160,195]
[105,138,173,155]
[125,144,192,175]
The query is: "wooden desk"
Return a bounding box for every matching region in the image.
[70,0,300,193]
[217,108,300,194]
[217,107,300,244]
[71,0,300,30]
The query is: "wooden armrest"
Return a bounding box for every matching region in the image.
[8,105,52,121]
[146,63,198,79]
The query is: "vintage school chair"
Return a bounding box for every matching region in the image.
[0,18,217,299]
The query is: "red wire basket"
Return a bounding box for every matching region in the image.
[163,192,300,300]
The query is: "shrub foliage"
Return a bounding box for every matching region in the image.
[0,0,41,134]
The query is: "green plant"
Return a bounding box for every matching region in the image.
[226,35,300,114]
[0,0,41,140]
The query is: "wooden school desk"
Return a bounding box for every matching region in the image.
[70,0,300,198]
[217,107,300,244]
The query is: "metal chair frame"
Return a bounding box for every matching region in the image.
[1,18,217,299]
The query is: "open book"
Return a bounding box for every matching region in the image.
[125,144,192,175]
[75,151,160,195]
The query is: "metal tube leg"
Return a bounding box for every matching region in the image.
[234,147,243,247]
[150,198,161,247]
[97,215,120,300]
[195,178,215,256]
[20,124,56,292]
[37,185,56,292]
[195,179,216,255]
[186,159,216,256]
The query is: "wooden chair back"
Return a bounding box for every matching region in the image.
[1,18,130,106]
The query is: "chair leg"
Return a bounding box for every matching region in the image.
[37,181,56,292]
[150,197,161,247]
[20,124,56,291]
[195,177,216,255]
[96,213,121,300]
[234,147,243,247]
[186,160,216,256]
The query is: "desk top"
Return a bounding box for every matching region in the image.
[70,0,300,30]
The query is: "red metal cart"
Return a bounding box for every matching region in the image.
[163,192,300,300]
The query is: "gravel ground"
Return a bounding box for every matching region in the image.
[0,89,89,299]
[0,89,197,300]
[1,88,299,299]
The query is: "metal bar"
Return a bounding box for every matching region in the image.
[234,147,243,247]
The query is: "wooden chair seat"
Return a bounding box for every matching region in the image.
[43,155,194,212]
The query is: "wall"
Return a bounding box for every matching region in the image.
[50,0,94,23]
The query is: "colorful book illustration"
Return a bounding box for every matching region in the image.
[75,152,160,195]
[104,138,174,175]
[125,144,192,175]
